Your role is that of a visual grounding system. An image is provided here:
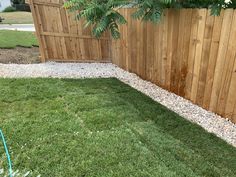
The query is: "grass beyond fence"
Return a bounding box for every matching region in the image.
[0,30,38,48]
[0,78,235,176]
[0,12,33,24]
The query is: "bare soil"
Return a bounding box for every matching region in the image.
[0,47,40,64]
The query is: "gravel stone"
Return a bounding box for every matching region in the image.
[0,62,235,147]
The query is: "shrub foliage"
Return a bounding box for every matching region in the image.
[3,6,16,12]
[64,0,235,39]
[11,0,26,4]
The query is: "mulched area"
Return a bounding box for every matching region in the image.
[0,47,40,64]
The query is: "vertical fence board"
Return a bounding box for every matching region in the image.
[154,21,159,85]
[185,9,199,100]
[165,10,175,90]
[175,9,185,95]
[209,9,233,112]
[196,10,215,106]
[178,9,193,96]
[190,9,207,103]
[29,0,46,61]
[170,10,180,93]
[217,11,236,115]
[146,21,155,82]
[202,11,224,109]
[161,10,168,89]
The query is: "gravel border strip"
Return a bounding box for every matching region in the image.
[0,62,235,147]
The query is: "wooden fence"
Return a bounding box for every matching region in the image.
[28,1,236,123]
[27,0,111,62]
[111,8,236,123]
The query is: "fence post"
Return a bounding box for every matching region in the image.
[27,0,46,62]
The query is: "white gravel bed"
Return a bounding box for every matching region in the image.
[0,62,236,147]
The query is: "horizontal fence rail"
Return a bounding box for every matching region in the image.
[28,0,236,123]
[27,0,111,62]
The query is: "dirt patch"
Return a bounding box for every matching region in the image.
[0,47,40,64]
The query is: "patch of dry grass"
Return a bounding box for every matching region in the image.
[0,12,33,24]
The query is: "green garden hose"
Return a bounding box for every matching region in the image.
[0,129,13,177]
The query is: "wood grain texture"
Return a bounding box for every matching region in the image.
[185,9,199,100]
[209,9,233,112]
[190,9,207,103]
[29,0,111,62]
[217,11,236,116]
[111,8,236,123]
[196,10,215,106]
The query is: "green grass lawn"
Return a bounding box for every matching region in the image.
[0,12,33,24]
[0,30,38,48]
[0,78,235,177]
